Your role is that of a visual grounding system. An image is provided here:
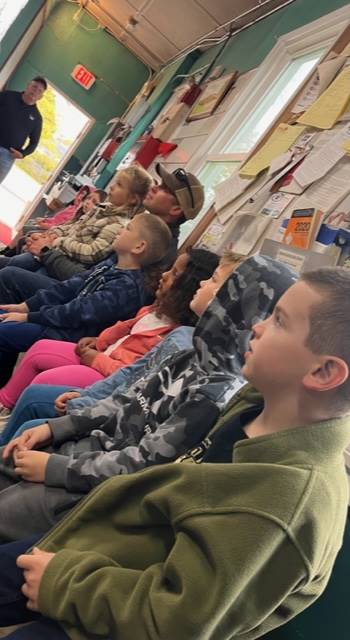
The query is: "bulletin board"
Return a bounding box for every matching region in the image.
[183,24,350,275]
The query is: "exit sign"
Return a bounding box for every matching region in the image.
[71,64,96,90]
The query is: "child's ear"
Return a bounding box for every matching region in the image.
[128,194,140,206]
[132,239,147,256]
[303,356,349,393]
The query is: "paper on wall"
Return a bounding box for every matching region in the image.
[298,157,350,214]
[292,54,346,114]
[224,214,271,255]
[292,122,350,188]
[267,151,293,176]
[279,177,305,195]
[238,123,307,178]
[214,171,254,212]
[197,221,226,251]
[261,192,295,218]
[324,191,350,228]
[217,148,309,225]
[215,170,271,224]
[297,65,350,129]
[340,42,350,57]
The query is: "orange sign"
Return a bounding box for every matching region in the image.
[71,64,96,90]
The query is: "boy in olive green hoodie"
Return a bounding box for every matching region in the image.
[1,266,350,640]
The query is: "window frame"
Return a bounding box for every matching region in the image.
[181,4,350,248]
[186,6,350,177]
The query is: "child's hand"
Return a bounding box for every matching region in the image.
[75,336,96,355]
[17,547,56,611]
[27,236,52,256]
[9,148,23,160]
[14,450,50,482]
[79,347,99,367]
[55,391,81,415]
[0,312,28,323]
[2,424,52,460]
[0,303,28,313]
[37,220,51,229]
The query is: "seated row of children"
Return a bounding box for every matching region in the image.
[0,169,348,638]
[0,162,204,284]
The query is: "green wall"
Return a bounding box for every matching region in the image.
[7,1,149,166]
[189,0,350,76]
[0,0,45,70]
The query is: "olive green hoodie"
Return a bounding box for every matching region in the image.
[37,414,350,640]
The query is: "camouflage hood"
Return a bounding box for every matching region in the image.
[192,255,296,401]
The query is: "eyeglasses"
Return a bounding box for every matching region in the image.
[173,168,194,209]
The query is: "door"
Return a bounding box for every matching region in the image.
[0,82,93,242]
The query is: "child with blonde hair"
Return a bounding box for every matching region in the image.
[0,165,153,281]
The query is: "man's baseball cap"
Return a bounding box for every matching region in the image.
[155,163,205,220]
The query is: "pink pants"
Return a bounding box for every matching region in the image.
[0,339,104,408]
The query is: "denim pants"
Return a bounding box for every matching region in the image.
[0,253,43,273]
[0,147,14,183]
[0,266,54,304]
[0,536,69,638]
[0,384,71,445]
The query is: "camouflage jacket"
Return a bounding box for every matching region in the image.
[44,255,295,493]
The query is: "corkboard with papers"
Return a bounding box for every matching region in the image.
[182,23,350,267]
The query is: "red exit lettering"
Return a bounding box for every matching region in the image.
[71,65,96,90]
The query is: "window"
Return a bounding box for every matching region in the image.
[224,48,325,154]
[0,0,29,40]
[179,6,350,244]
[180,48,326,245]
[179,159,241,244]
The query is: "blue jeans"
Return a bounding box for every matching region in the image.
[0,537,68,638]
[0,254,43,273]
[0,385,71,445]
[0,147,14,183]
[0,267,54,304]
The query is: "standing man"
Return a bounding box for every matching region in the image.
[0,76,47,183]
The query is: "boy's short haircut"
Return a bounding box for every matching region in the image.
[302,267,350,410]
[118,164,153,202]
[136,212,172,266]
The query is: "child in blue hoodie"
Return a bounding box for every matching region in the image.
[0,213,171,385]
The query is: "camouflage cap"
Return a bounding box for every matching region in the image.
[155,163,205,220]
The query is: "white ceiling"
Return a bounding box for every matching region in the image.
[80,0,295,70]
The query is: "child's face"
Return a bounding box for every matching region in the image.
[190,261,235,317]
[74,190,88,206]
[113,217,143,254]
[109,172,132,207]
[155,253,189,299]
[81,192,101,215]
[242,280,322,393]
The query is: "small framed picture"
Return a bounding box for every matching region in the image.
[187,72,238,121]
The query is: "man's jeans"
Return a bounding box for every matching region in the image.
[0,147,14,183]
[0,537,69,638]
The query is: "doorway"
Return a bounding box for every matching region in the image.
[0,83,93,241]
